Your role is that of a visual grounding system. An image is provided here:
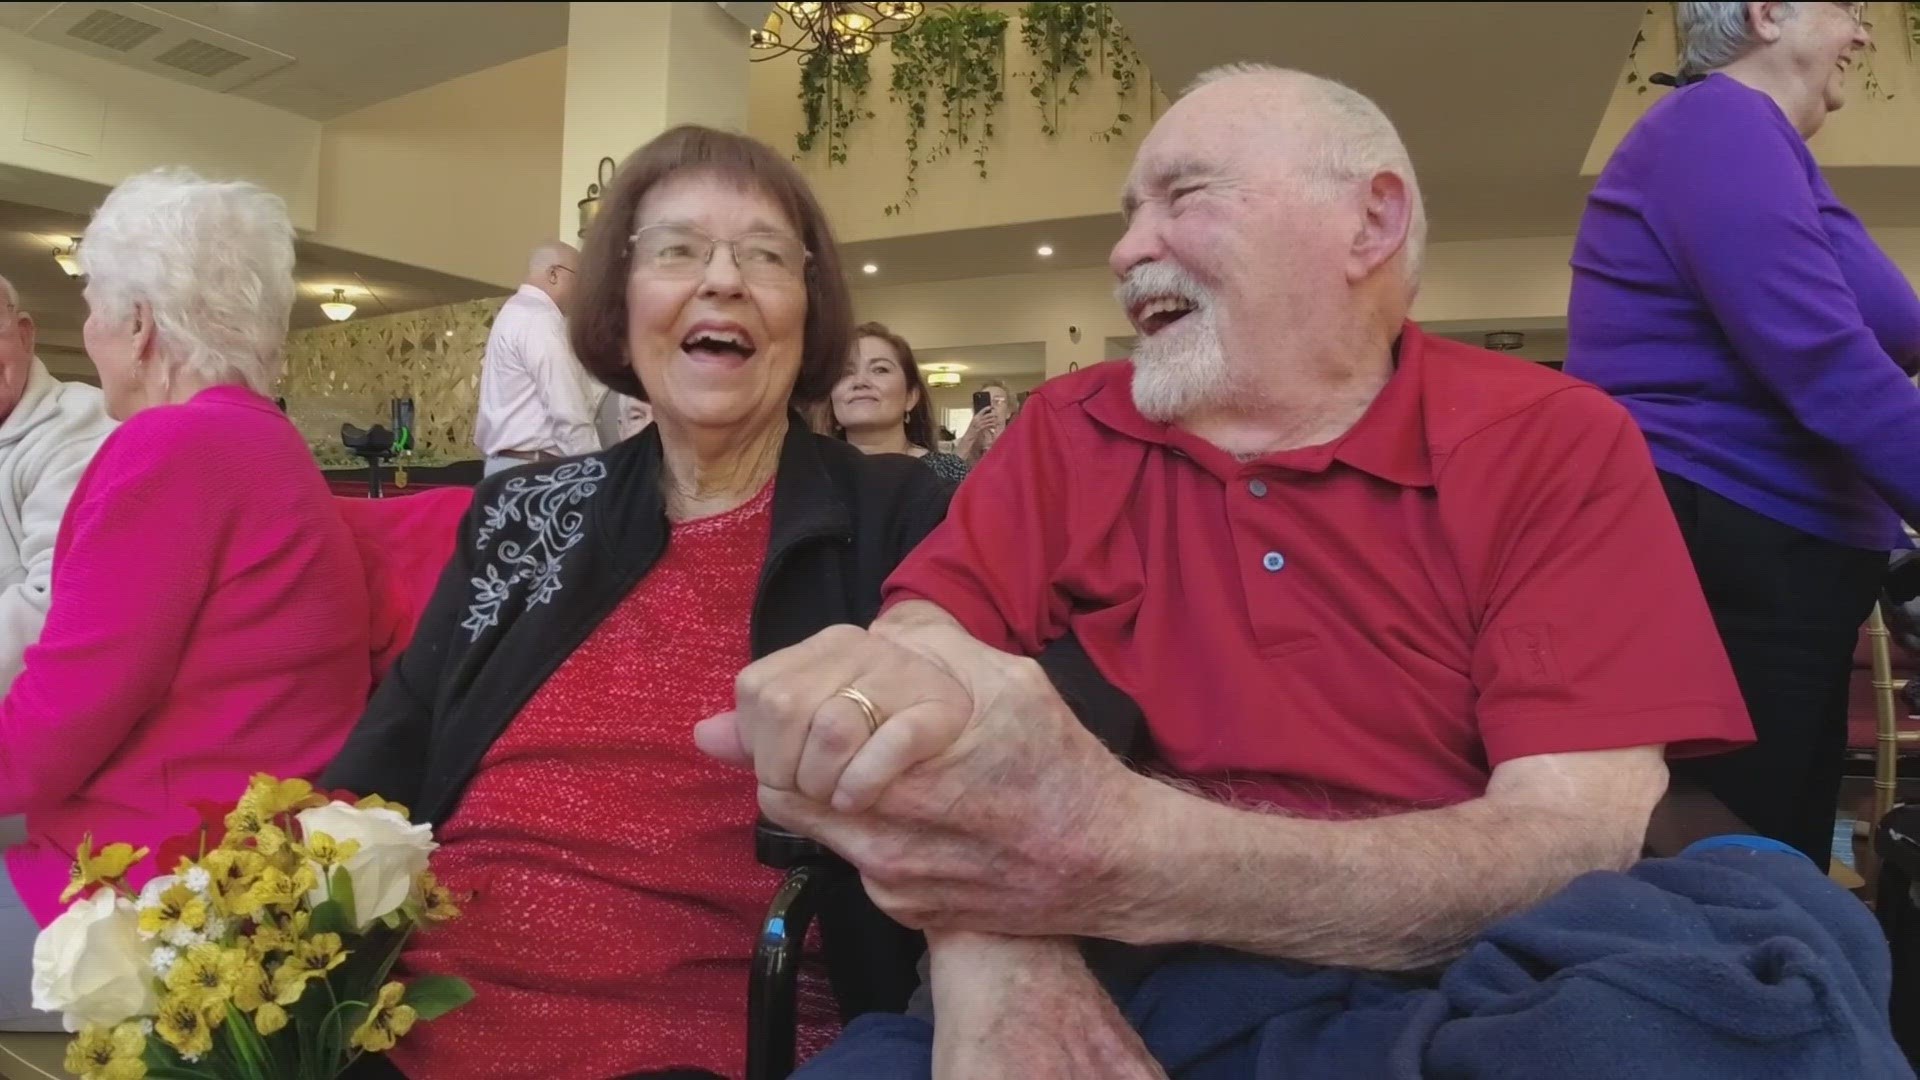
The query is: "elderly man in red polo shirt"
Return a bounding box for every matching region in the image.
[699,62,1756,1076]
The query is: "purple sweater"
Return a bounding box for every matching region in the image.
[1566,74,1920,551]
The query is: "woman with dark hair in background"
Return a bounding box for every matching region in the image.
[830,321,969,483]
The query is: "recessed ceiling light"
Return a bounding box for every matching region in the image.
[862,262,879,274]
[1036,244,1054,257]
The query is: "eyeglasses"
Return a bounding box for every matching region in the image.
[628,224,810,287]
[1830,1,1868,26]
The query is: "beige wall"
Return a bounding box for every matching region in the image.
[0,28,320,224]
[854,226,1920,374]
[279,298,504,467]
[560,3,749,240]
[316,48,566,290]
[749,3,1162,243]
[1585,3,1920,172]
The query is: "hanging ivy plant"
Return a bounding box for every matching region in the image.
[1020,2,1140,140]
[884,4,1009,216]
[796,50,874,167]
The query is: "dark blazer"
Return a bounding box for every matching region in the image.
[322,419,953,824]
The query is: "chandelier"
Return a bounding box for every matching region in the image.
[749,2,924,61]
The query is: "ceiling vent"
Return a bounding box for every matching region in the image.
[26,3,293,93]
[153,39,251,79]
[64,8,162,52]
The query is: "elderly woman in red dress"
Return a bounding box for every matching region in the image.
[324,127,954,1080]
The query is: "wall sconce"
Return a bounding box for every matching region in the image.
[320,288,357,322]
[52,238,80,278]
[577,157,618,239]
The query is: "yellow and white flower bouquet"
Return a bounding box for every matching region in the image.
[30,775,472,1080]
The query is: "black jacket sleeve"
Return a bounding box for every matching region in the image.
[321,504,477,806]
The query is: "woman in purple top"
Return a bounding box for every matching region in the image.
[1567,1,1919,866]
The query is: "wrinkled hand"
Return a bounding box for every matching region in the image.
[694,605,1148,937]
[930,932,1166,1080]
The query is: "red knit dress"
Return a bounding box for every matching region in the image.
[391,482,835,1079]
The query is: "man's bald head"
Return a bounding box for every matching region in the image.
[1109,63,1425,432]
[526,240,580,312]
[1164,63,1426,279]
[0,274,35,423]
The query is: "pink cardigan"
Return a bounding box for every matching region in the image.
[1,386,372,925]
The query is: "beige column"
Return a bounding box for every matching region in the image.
[558,2,751,240]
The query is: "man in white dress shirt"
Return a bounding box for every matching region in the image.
[474,241,603,475]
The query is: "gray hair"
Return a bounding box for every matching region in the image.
[1185,62,1428,282]
[0,275,16,315]
[78,168,295,395]
[1677,2,1797,78]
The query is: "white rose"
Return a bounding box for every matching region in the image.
[31,888,158,1032]
[296,802,436,930]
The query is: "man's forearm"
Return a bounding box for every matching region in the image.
[1106,749,1667,971]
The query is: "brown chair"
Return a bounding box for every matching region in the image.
[1847,605,1920,825]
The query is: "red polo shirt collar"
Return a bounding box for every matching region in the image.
[1082,321,1434,488]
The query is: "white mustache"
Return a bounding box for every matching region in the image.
[1115,262,1211,311]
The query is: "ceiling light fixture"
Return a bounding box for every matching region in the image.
[748,2,922,61]
[52,238,81,278]
[320,288,357,322]
[925,371,961,387]
[1036,244,1054,257]
[862,262,879,274]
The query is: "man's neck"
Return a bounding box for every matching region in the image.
[1716,60,1824,138]
[1180,324,1397,460]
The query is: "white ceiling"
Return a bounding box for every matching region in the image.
[0,197,503,369]
[0,2,569,119]
[918,340,1047,379]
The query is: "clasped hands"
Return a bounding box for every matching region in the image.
[692,604,1167,1078]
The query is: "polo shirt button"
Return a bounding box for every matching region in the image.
[1248,478,1269,498]
[1262,551,1285,572]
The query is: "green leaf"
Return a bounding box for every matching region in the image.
[402,975,475,1021]
[330,865,357,929]
[309,897,347,936]
[221,1001,273,1079]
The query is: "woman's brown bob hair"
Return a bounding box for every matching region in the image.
[569,125,855,405]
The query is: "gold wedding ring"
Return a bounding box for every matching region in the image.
[835,685,884,735]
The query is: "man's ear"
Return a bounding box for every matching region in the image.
[14,311,33,360]
[1347,171,1413,285]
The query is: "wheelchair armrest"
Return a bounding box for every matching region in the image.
[748,863,826,1080]
[757,817,840,871]
[1879,804,1920,881]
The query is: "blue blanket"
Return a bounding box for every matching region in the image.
[794,848,1912,1078]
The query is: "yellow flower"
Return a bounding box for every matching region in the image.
[63,1022,146,1080]
[253,1000,288,1037]
[417,872,460,923]
[349,982,417,1054]
[163,944,241,1015]
[245,911,308,958]
[154,993,214,1059]
[201,848,266,915]
[137,882,208,942]
[244,866,314,915]
[303,831,361,870]
[247,775,325,817]
[61,837,150,904]
[354,793,411,820]
[299,932,347,973]
[229,955,271,1012]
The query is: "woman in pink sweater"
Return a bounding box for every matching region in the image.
[0,169,371,1028]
